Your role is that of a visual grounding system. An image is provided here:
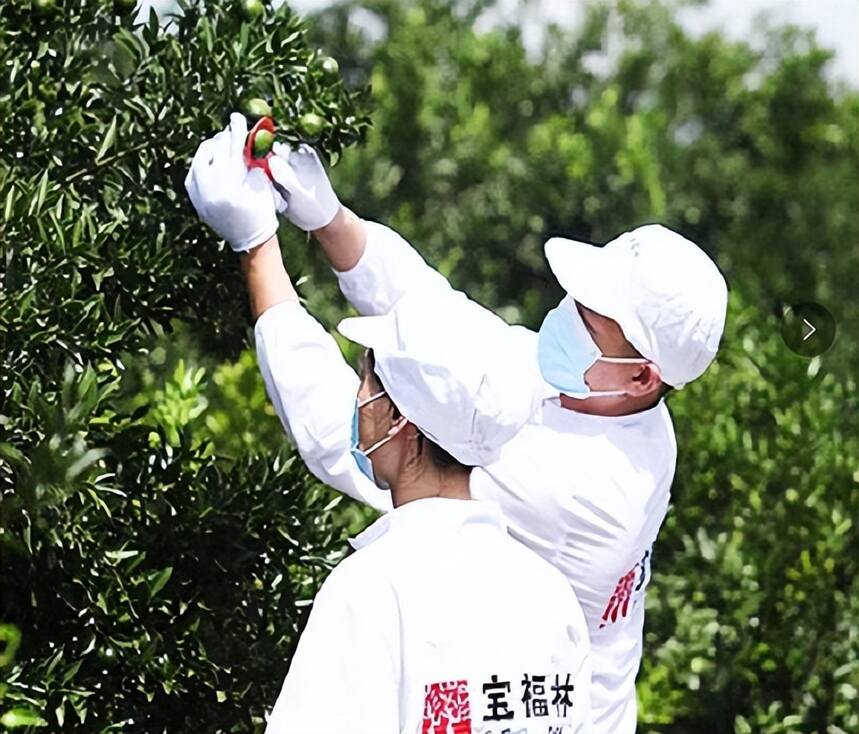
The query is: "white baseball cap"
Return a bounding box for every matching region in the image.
[544,224,728,388]
[338,290,541,466]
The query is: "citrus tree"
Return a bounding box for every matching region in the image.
[0,0,370,730]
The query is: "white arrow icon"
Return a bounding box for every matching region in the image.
[802,318,817,342]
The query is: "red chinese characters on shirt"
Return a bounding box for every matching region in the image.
[422,680,472,734]
[600,549,651,629]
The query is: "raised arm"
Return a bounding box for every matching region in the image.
[248,245,393,513]
[240,235,298,318]
[185,115,392,513]
[269,145,454,315]
[312,204,367,272]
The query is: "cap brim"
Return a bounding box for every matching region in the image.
[544,237,635,325]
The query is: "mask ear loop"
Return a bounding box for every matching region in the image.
[363,416,409,457]
[354,390,392,455]
[597,356,650,364]
[357,390,387,409]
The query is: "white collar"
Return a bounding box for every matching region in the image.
[349,497,506,550]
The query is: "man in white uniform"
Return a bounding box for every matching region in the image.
[185,115,592,734]
[187,113,728,733]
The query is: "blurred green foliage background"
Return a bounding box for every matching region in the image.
[1,0,857,732]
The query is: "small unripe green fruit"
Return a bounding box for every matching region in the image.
[252,129,274,158]
[319,56,339,77]
[298,112,325,139]
[240,0,265,21]
[241,97,272,121]
[33,0,56,12]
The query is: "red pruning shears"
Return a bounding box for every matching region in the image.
[243,116,276,178]
[243,116,291,201]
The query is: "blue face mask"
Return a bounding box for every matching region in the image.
[350,390,403,489]
[537,297,649,398]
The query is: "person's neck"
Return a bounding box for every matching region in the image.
[391,467,471,509]
[559,392,662,416]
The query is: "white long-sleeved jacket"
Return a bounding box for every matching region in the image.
[255,221,677,734]
[265,496,591,734]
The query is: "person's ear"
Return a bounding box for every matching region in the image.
[626,363,662,397]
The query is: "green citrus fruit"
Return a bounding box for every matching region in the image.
[298,112,325,139]
[240,0,265,21]
[241,97,273,121]
[252,129,275,158]
[319,56,340,77]
[33,0,56,12]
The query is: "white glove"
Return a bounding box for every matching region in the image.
[184,113,279,252]
[268,142,340,232]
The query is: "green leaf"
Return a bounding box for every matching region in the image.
[0,709,48,727]
[55,702,65,728]
[3,185,18,222]
[0,625,22,667]
[95,117,118,163]
[61,659,83,684]
[105,549,140,561]
[0,442,27,468]
[66,448,109,481]
[44,647,64,677]
[34,169,50,216]
[148,567,173,599]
